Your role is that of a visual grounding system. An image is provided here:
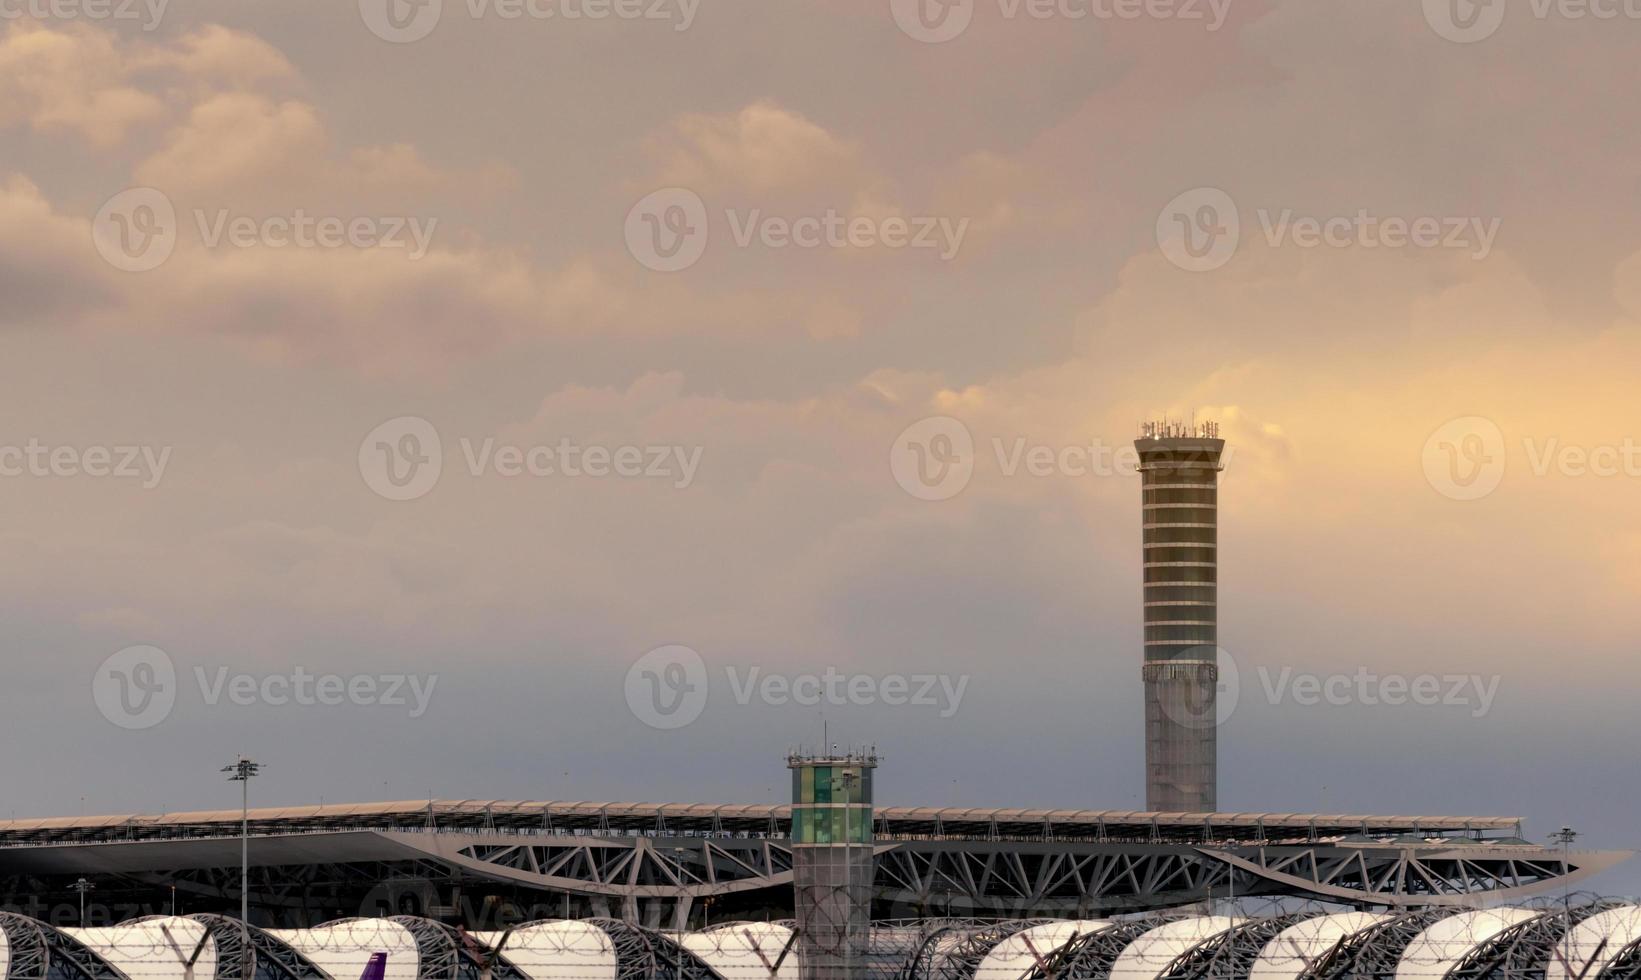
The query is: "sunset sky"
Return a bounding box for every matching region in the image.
[2,0,1638,892]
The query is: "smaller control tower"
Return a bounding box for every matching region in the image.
[788,748,878,980]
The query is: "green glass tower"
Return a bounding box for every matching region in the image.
[788,750,877,980]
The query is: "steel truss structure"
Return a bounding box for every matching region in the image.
[0,802,1624,928]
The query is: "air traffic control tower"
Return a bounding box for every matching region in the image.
[1137,419,1225,812]
[788,749,877,980]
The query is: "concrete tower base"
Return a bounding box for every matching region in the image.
[1143,659,1218,812]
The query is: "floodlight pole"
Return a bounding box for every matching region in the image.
[72,877,94,924]
[1551,826,1579,977]
[222,758,261,927]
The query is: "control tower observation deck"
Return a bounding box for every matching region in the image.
[1136,419,1226,813]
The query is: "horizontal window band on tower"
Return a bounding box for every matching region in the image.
[788,806,870,845]
[1140,507,1217,523]
[1144,611,1217,624]
[1143,548,1217,564]
[1144,527,1219,544]
[1139,466,1221,482]
[1145,567,1217,584]
[1145,625,1216,643]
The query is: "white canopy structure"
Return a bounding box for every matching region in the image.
[1249,911,1392,980]
[480,921,620,980]
[1395,908,1543,980]
[66,919,221,980]
[1545,905,1641,980]
[972,920,1112,980]
[676,923,799,980]
[1109,917,1239,980]
[267,919,421,980]
[0,903,1637,980]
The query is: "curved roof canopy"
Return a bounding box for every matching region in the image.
[1110,917,1240,980]
[1249,911,1392,980]
[676,923,799,980]
[972,920,1112,980]
[1393,908,1542,980]
[1544,904,1641,980]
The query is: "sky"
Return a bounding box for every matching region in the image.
[1,0,1639,896]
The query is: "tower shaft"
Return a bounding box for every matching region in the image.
[1136,421,1224,812]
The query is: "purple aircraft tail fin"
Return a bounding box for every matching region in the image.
[359,953,388,980]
